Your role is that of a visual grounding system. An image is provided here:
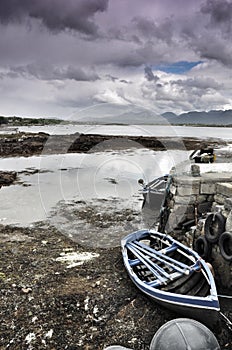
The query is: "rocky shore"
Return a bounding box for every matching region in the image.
[0,131,226,157]
[0,131,231,349]
[0,171,17,187]
[0,222,231,350]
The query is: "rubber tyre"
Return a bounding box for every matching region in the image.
[194,236,212,261]
[204,213,226,243]
[219,231,232,262]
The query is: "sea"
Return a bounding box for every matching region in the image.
[0,124,232,246]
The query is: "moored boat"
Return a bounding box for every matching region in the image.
[121,229,220,329]
[138,175,168,210]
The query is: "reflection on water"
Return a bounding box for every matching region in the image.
[0,149,190,226]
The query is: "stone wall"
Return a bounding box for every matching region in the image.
[160,165,232,290]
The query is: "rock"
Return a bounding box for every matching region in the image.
[0,171,17,186]
[191,164,201,177]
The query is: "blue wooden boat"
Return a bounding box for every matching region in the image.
[121,229,220,329]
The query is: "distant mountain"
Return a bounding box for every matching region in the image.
[83,110,168,125]
[82,108,232,125]
[162,110,232,125]
[2,109,232,126]
[161,112,177,119]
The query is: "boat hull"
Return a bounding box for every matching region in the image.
[132,275,219,329]
[121,229,220,330]
[140,175,167,210]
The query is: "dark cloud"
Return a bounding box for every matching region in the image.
[104,75,131,84]
[105,74,118,82]
[119,79,131,84]
[193,36,232,67]
[3,64,100,82]
[0,0,231,117]
[200,0,232,40]
[144,66,159,82]
[172,76,222,90]
[111,53,145,68]
[0,0,108,35]
[132,16,173,43]
[201,0,232,28]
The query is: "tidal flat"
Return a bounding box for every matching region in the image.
[0,128,232,349]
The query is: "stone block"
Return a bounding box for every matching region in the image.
[172,204,194,216]
[226,211,232,232]
[202,172,232,183]
[177,184,200,196]
[191,164,200,177]
[214,194,226,205]
[165,213,179,232]
[224,198,232,211]
[173,176,200,187]
[207,195,214,202]
[197,195,208,203]
[174,195,197,205]
[166,212,187,231]
[200,183,216,194]
[217,182,232,198]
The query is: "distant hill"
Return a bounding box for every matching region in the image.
[84,110,168,125]
[0,115,64,126]
[82,109,232,125]
[1,109,232,126]
[162,110,232,126]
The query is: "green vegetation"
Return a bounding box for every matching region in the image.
[0,115,65,126]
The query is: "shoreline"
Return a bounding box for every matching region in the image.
[0,131,231,349]
[0,131,227,158]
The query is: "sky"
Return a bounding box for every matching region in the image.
[0,0,232,120]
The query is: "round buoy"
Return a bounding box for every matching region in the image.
[149,318,221,350]
[204,213,225,243]
[193,235,212,260]
[219,231,232,261]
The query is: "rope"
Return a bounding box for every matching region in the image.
[220,312,232,332]
[218,294,232,299]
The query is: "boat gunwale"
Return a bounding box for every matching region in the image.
[121,229,219,310]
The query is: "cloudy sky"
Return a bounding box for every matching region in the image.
[0,0,232,120]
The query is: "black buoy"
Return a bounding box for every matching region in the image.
[150,318,221,350]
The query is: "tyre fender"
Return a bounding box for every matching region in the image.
[194,236,212,261]
[204,213,226,243]
[219,231,232,262]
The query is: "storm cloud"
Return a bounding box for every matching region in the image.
[3,64,100,82]
[201,0,232,33]
[0,0,232,118]
[144,66,159,82]
[0,0,108,35]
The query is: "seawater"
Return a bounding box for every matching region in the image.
[1,123,232,229]
[8,124,232,140]
[0,149,190,226]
